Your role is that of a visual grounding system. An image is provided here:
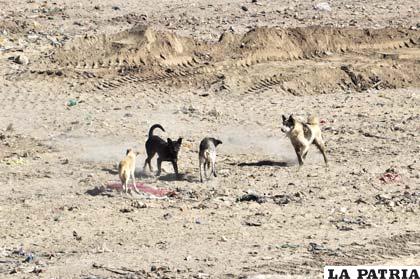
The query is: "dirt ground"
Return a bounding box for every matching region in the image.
[0,0,419,278]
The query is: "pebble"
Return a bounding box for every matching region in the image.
[15,54,29,65]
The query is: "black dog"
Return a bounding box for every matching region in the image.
[143,124,183,177]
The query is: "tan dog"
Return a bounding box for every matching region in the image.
[199,137,223,183]
[281,115,328,168]
[118,149,140,194]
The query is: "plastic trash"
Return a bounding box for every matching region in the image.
[313,2,332,11]
[67,99,78,106]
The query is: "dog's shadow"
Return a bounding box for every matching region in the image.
[101,167,118,175]
[158,173,196,182]
[236,160,289,167]
[85,185,115,197]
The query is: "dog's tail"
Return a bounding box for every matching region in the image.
[307,115,319,125]
[203,150,210,160]
[148,124,165,138]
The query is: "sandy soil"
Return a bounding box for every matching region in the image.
[0,0,419,278]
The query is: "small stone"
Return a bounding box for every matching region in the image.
[131,200,147,209]
[313,2,331,11]
[241,6,249,11]
[163,213,172,220]
[220,236,228,242]
[15,55,29,65]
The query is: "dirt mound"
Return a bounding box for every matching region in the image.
[53,25,197,68]
[235,26,418,58]
[37,26,420,95]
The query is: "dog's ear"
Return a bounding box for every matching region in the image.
[282,115,287,121]
[215,139,223,146]
[126,149,131,155]
[177,137,183,144]
[167,138,173,144]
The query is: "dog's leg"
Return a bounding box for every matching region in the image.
[205,161,210,179]
[294,147,304,169]
[120,178,125,195]
[212,161,217,177]
[131,170,140,194]
[301,145,310,160]
[143,157,151,172]
[199,157,204,183]
[156,157,162,176]
[314,137,328,167]
[172,161,179,178]
[210,153,217,177]
[124,178,128,194]
[148,157,154,172]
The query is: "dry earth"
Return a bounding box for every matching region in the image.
[0,0,419,278]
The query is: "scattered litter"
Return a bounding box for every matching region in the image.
[14,54,29,65]
[97,242,112,253]
[131,200,147,209]
[237,193,267,203]
[47,36,62,47]
[237,192,304,205]
[67,99,78,107]
[336,225,353,231]
[163,213,172,220]
[16,246,25,256]
[280,243,300,249]
[355,198,367,204]
[375,192,419,208]
[30,266,43,274]
[107,181,176,197]
[379,168,401,183]
[308,242,326,253]
[73,230,82,241]
[2,157,26,166]
[244,220,262,227]
[313,2,332,11]
[23,252,34,263]
[119,208,133,213]
[273,192,304,205]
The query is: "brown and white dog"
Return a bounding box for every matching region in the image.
[199,137,223,182]
[281,115,328,168]
[118,149,140,194]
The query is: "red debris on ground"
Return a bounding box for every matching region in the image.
[379,170,402,183]
[107,181,176,197]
